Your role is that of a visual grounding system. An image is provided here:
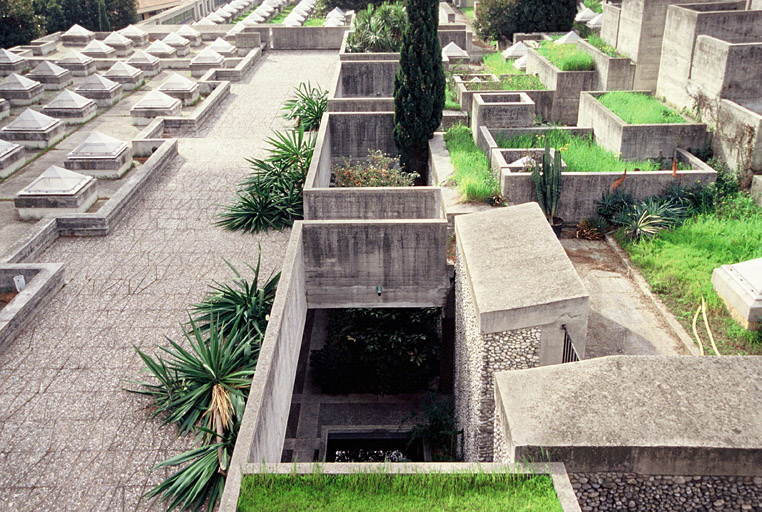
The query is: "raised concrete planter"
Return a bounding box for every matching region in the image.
[457,81,555,123]
[103,61,144,91]
[130,89,182,125]
[0,108,65,149]
[61,24,95,46]
[575,39,635,91]
[126,50,162,77]
[577,91,707,161]
[145,40,178,59]
[0,139,25,179]
[102,32,134,57]
[0,49,27,76]
[56,50,96,76]
[712,258,762,331]
[190,48,224,77]
[75,74,123,107]
[81,39,116,59]
[65,131,133,178]
[526,48,596,125]
[471,92,535,137]
[158,72,200,106]
[27,61,74,90]
[177,26,202,46]
[491,147,566,174]
[0,73,44,106]
[119,25,149,47]
[162,32,192,57]
[14,166,97,220]
[41,89,97,124]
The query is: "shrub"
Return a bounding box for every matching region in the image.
[575,216,608,240]
[596,190,635,220]
[614,198,688,241]
[598,92,686,125]
[333,150,419,187]
[536,41,595,71]
[475,0,575,43]
[473,0,516,43]
[310,308,441,394]
[345,2,407,53]
[281,82,328,131]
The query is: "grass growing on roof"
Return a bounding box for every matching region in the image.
[586,33,620,57]
[496,129,661,173]
[268,4,296,23]
[621,192,762,354]
[598,91,686,124]
[239,472,562,511]
[444,124,499,202]
[537,41,595,71]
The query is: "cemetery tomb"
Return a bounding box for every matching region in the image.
[162,33,192,57]
[0,108,66,149]
[103,32,134,57]
[0,73,44,107]
[212,9,232,22]
[56,50,96,77]
[130,89,181,125]
[145,40,177,59]
[0,49,27,76]
[555,31,581,45]
[176,26,202,47]
[0,139,25,179]
[14,165,97,220]
[41,89,97,124]
[81,40,117,59]
[158,73,200,106]
[0,98,8,120]
[442,42,469,59]
[712,258,762,331]
[61,24,95,46]
[587,14,603,29]
[190,48,224,78]
[194,17,216,26]
[208,38,237,58]
[575,7,596,23]
[242,14,266,25]
[65,130,133,179]
[126,50,161,76]
[227,24,246,37]
[75,74,123,107]
[207,12,227,23]
[26,61,73,90]
[119,25,149,47]
[103,61,144,91]
[502,41,527,59]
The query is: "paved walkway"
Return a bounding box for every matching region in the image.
[0,50,338,511]
[562,238,688,358]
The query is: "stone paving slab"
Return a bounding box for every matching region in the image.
[0,50,338,511]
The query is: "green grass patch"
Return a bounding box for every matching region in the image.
[462,6,474,20]
[497,129,662,173]
[482,52,521,76]
[445,82,460,110]
[303,16,325,26]
[598,91,686,124]
[537,41,595,71]
[584,0,603,13]
[621,193,762,354]
[239,472,562,511]
[586,33,620,57]
[444,124,499,202]
[268,4,296,23]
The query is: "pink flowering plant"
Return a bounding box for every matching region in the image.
[333,150,419,187]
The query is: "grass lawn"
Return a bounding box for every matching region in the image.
[536,41,594,71]
[239,472,562,511]
[445,82,460,110]
[482,53,521,76]
[462,6,474,20]
[586,34,621,57]
[496,129,664,173]
[598,92,686,124]
[303,16,324,26]
[268,4,296,23]
[444,124,499,202]
[621,193,762,355]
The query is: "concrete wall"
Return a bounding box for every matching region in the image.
[600,3,621,48]
[575,39,635,91]
[470,92,534,135]
[270,27,349,50]
[714,99,762,172]
[333,60,399,98]
[457,85,555,123]
[302,220,449,308]
[688,36,762,106]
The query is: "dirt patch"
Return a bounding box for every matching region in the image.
[0,290,17,311]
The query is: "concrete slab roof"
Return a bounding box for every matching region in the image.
[63,24,93,37]
[29,61,68,76]
[82,40,115,53]
[105,61,141,77]
[3,109,58,130]
[177,25,201,37]
[46,90,94,108]
[0,73,39,91]
[128,50,160,65]
[69,131,128,157]
[57,50,94,65]
[454,202,588,333]
[77,74,119,91]
[119,25,148,37]
[104,32,132,45]
[0,49,24,64]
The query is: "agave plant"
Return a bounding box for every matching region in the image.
[264,127,315,175]
[281,82,328,131]
[614,198,688,241]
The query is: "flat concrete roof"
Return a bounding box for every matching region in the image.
[495,355,762,473]
[454,203,588,333]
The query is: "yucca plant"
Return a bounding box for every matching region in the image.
[265,127,315,175]
[281,82,328,131]
[614,198,688,241]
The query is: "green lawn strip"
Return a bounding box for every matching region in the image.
[496,129,660,173]
[268,4,296,23]
[462,6,474,20]
[621,195,762,354]
[239,473,562,512]
[444,125,499,202]
[536,41,594,71]
[586,34,621,57]
[482,52,521,76]
[303,16,325,26]
[598,91,686,124]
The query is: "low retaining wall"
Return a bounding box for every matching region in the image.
[270,26,349,50]
[457,85,554,122]
[163,80,231,135]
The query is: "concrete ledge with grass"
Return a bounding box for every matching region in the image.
[578,91,707,161]
[575,38,635,91]
[494,355,762,475]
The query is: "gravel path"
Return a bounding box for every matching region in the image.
[0,50,338,512]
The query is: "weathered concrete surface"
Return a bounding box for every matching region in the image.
[752,175,762,206]
[494,355,762,475]
[0,50,338,512]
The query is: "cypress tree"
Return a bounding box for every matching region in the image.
[97,0,111,31]
[392,0,445,177]
[106,0,138,30]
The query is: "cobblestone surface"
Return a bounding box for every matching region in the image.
[0,50,338,511]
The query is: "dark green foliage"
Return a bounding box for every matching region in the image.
[345,2,407,53]
[34,0,69,34]
[106,0,138,30]
[614,198,688,241]
[315,0,385,17]
[531,136,563,222]
[475,0,576,43]
[310,308,441,394]
[658,182,716,216]
[596,190,635,220]
[97,0,111,31]
[61,0,99,30]
[281,82,328,131]
[0,0,43,48]
[575,216,609,240]
[406,395,462,461]
[393,0,444,175]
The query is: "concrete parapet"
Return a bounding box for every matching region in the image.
[526,49,596,125]
[470,92,534,137]
[270,26,349,50]
[575,38,635,91]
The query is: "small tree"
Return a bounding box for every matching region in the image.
[473,0,516,43]
[0,0,43,47]
[475,0,576,43]
[97,0,111,31]
[392,0,445,176]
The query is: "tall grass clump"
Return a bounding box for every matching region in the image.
[497,129,659,173]
[466,74,545,91]
[587,33,620,57]
[536,41,594,71]
[598,91,686,124]
[239,471,562,511]
[444,124,499,202]
[482,52,521,75]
